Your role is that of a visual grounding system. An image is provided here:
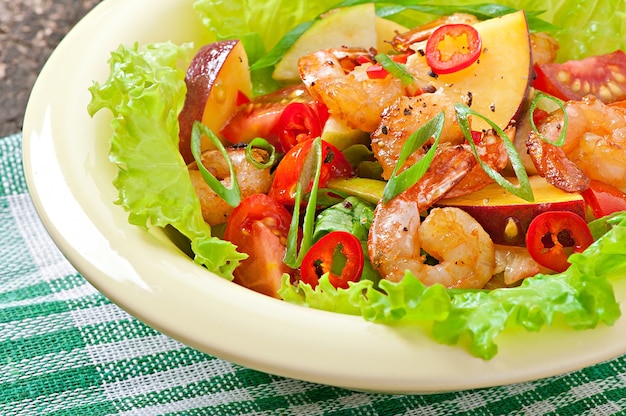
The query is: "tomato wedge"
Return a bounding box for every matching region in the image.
[220,84,328,151]
[224,193,295,298]
[300,231,364,289]
[425,23,482,75]
[581,180,626,219]
[533,50,626,103]
[268,139,353,206]
[525,211,594,273]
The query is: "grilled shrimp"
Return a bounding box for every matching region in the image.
[526,95,626,192]
[189,147,272,226]
[368,145,496,289]
[371,93,511,197]
[298,47,414,132]
[371,94,466,180]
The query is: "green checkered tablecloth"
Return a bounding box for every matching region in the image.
[2,132,626,415]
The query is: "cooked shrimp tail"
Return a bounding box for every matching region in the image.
[524,95,626,192]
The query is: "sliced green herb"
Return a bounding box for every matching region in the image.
[249,20,315,71]
[245,137,278,169]
[529,91,568,147]
[375,53,414,85]
[190,121,242,207]
[382,111,444,203]
[284,137,324,268]
[454,103,534,202]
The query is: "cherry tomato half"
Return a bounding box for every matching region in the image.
[268,139,353,206]
[300,231,364,289]
[224,193,295,298]
[525,211,594,273]
[581,180,626,219]
[425,23,482,75]
[274,101,329,153]
[533,50,626,104]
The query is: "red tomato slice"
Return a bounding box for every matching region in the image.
[274,101,328,153]
[525,211,594,273]
[581,180,626,219]
[220,102,285,147]
[533,50,626,104]
[425,24,482,75]
[300,231,364,289]
[224,193,294,298]
[268,139,353,206]
[220,84,322,149]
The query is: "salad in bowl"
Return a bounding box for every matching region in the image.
[87,0,626,360]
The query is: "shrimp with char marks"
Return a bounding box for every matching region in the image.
[368,144,496,288]
[189,147,272,226]
[371,93,512,198]
[371,94,466,180]
[525,95,626,192]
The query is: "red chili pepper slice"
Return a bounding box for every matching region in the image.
[300,231,364,289]
[364,54,410,80]
[235,90,251,106]
[425,23,482,75]
[525,211,594,273]
[581,180,626,219]
[366,64,389,79]
[274,102,328,153]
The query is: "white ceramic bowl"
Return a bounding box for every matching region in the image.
[22,0,626,394]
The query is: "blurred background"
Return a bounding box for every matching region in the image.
[0,0,101,137]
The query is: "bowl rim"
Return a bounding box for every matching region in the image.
[21,0,626,394]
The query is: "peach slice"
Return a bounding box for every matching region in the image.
[406,10,532,132]
[178,40,252,163]
[438,175,586,246]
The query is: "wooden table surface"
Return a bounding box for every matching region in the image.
[0,0,101,137]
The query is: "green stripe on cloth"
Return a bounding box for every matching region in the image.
[2,132,626,415]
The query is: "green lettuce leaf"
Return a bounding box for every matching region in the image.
[87,42,246,279]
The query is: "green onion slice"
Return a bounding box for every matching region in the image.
[190,121,242,207]
[245,137,278,169]
[382,111,444,204]
[529,91,568,147]
[454,103,534,202]
[375,53,414,85]
[284,137,323,268]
